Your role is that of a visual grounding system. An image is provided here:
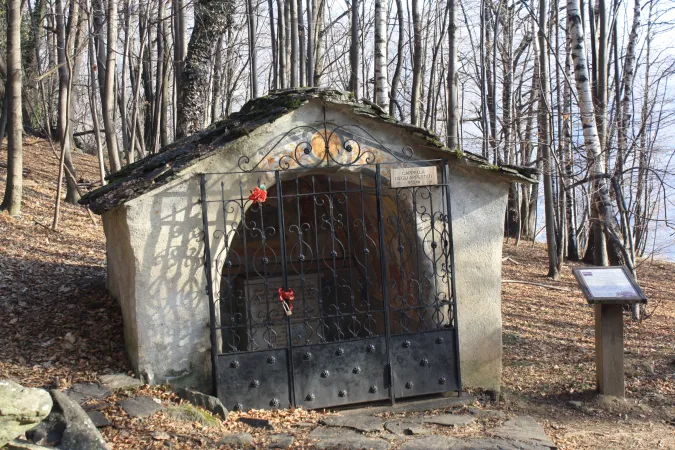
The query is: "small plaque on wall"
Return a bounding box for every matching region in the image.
[390,166,438,188]
[572,266,647,304]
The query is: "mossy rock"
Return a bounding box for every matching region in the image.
[165,404,220,427]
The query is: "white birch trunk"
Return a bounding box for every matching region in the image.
[374,0,388,109]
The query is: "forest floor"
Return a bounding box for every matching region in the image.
[0,138,674,449]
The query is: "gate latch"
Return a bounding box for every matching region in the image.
[278,288,295,316]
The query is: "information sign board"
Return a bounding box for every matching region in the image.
[572,266,647,304]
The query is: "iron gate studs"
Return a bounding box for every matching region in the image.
[335,348,345,356]
[321,370,330,378]
[352,366,361,374]
[306,394,315,401]
[403,340,411,348]
[234,403,243,411]
[420,358,429,366]
[338,390,347,398]
[302,352,312,361]
[439,377,447,385]
[369,386,378,394]
[250,380,260,388]
[367,344,376,353]
[267,356,276,364]
[270,399,280,408]
[405,381,414,389]
[230,360,240,369]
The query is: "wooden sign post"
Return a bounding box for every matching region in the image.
[572,266,648,398]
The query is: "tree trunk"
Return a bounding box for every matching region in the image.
[374,0,388,109]
[447,0,458,149]
[55,0,80,204]
[0,0,23,216]
[246,0,259,97]
[389,0,404,118]
[176,0,234,139]
[539,0,559,279]
[290,0,299,87]
[101,0,121,172]
[410,0,422,126]
[349,0,359,96]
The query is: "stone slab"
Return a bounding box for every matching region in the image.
[454,438,550,450]
[4,439,53,450]
[421,413,475,427]
[267,434,294,448]
[320,414,386,432]
[239,416,273,429]
[469,407,507,420]
[117,396,163,418]
[99,374,143,391]
[65,384,111,405]
[175,387,227,419]
[384,420,431,436]
[490,416,556,449]
[339,394,474,416]
[398,435,460,450]
[219,432,254,446]
[86,410,111,428]
[308,427,390,450]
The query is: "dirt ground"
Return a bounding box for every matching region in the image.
[1,139,673,449]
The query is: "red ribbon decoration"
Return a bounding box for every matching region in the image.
[277,287,295,310]
[249,187,268,204]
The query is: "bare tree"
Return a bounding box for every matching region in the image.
[176,0,234,138]
[0,0,23,216]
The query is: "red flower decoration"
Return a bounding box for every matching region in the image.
[277,287,295,309]
[249,187,267,204]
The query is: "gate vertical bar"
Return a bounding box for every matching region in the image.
[275,170,297,407]
[442,161,462,391]
[199,174,220,397]
[375,164,395,405]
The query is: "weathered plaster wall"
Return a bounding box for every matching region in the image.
[103,98,510,393]
[102,207,139,369]
[446,168,508,392]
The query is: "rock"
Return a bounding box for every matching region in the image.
[384,420,430,436]
[165,405,220,427]
[421,413,475,427]
[398,435,460,450]
[455,438,548,450]
[292,421,315,428]
[308,427,390,450]
[27,390,110,450]
[218,432,254,446]
[239,417,272,429]
[490,416,556,449]
[86,411,111,428]
[3,439,53,450]
[320,414,385,432]
[0,379,53,448]
[65,383,111,405]
[174,387,227,419]
[152,431,171,441]
[267,434,294,448]
[469,408,507,420]
[118,396,163,418]
[99,374,143,391]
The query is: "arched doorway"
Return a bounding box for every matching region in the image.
[201,160,459,411]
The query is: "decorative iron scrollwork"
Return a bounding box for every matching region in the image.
[236,111,415,172]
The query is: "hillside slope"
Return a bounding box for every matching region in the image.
[1,139,673,449]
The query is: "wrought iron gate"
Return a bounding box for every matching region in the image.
[199,124,460,411]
